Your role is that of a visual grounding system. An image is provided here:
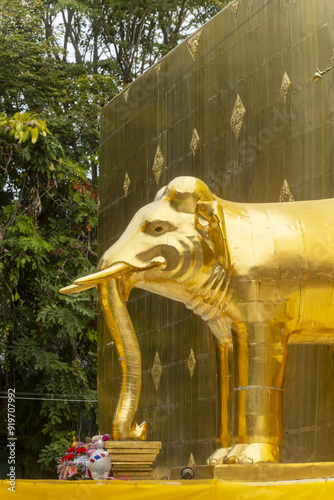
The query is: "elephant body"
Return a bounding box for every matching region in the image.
[61,177,334,464]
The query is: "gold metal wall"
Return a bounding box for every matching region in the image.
[98,0,334,473]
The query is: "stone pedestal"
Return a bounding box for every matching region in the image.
[104,441,161,480]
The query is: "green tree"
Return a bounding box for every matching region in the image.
[41,0,228,82]
[0,112,98,477]
[0,0,119,182]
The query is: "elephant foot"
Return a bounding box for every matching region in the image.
[129,421,147,440]
[206,447,231,465]
[223,443,280,464]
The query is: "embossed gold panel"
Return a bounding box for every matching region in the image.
[98,0,334,472]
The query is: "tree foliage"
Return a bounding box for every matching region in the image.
[0,0,229,478]
[0,0,119,182]
[0,112,98,477]
[28,0,228,81]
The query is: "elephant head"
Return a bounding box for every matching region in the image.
[60,177,232,441]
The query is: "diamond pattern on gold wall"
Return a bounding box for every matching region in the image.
[151,351,163,391]
[230,94,246,139]
[124,87,130,102]
[231,0,241,17]
[279,179,294,202]
[187,349,197,378]
[186,29,203,61]
[152,146,164,184]
[155,62,161,76]
[123,173,130,197]
[188,453,196,467]
[280,72,292,101]
[190,129,200,156]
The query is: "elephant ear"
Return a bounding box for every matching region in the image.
[195,200,231,271]
[166,177,232,271]
[166,177,214,213]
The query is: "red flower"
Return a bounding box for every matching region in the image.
[67,447,75,453]
[65,453,75,461]
[76,447,87,454]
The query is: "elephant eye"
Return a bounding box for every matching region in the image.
[143,220,176,236]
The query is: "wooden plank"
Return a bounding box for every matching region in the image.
[109,454,157,462]
[113,472,152,476]
[113,464,152,468]
[108,448,160,455]
[112,468,152,472]
[104,441,161,450]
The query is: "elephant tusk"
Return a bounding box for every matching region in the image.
[73,262,133,286]
[59,283,96,294]
[73,260,165,287]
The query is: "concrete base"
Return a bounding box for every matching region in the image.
[171,462,334,482]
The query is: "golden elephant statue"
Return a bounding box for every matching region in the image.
[60,176,334,465]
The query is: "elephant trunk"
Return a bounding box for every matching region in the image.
[60,261,164,441]
[98,279,143,440]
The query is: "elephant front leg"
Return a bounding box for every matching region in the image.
[225,321,288,464]
[206,342,233,465]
